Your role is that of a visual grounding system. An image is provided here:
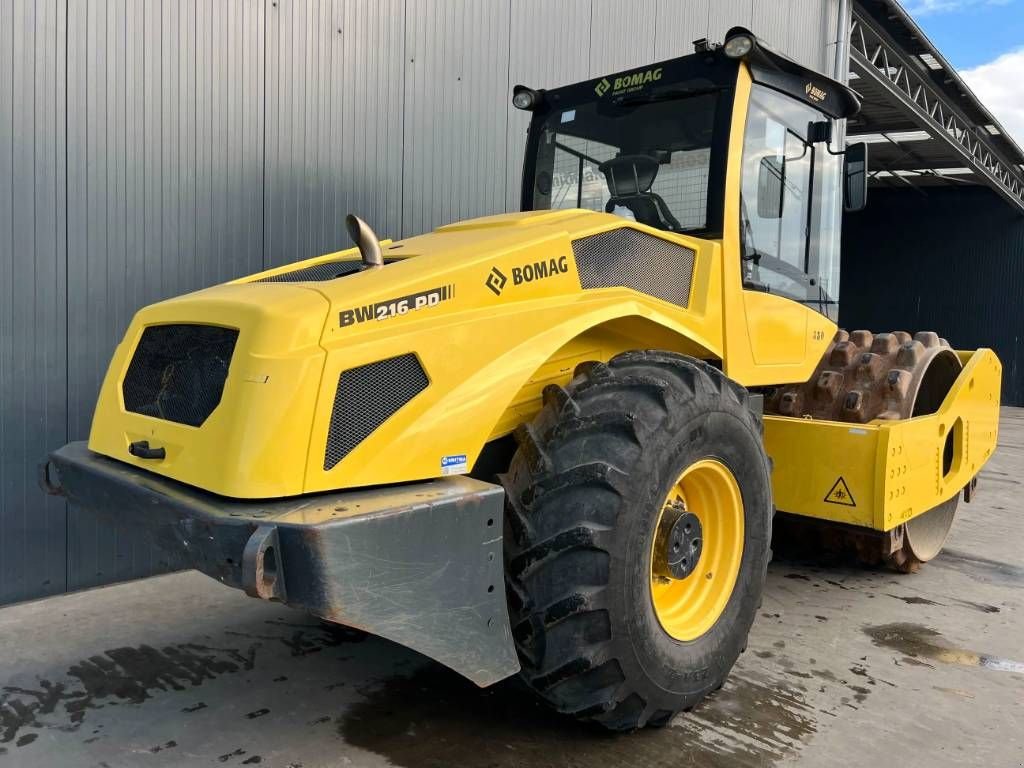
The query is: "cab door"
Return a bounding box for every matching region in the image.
[738,84,841,367]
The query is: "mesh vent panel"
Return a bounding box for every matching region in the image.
[572,229,696,308]
[324,353,429,470]
[123,325,239,427]
[257,258,397,283]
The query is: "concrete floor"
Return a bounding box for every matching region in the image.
[2,410,1023,768]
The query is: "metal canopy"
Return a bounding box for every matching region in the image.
[848,1,1024,213]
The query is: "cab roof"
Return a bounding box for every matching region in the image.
[521,27,861,122]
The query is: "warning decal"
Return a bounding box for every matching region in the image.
[824,477,856,507]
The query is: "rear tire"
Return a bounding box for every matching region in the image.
[500,351,772,731]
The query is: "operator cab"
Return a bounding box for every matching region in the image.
[515,29,865,322]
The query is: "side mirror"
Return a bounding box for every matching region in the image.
[757,156,784,219]
[844,142,868,212]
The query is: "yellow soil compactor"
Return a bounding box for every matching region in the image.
[43,29,1000,730]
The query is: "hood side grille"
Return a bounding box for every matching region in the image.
[324,353,429,470]
[572,229,696,308]
[256,258,399,283]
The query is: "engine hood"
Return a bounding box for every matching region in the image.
[88,207,725,497]
[238,208,603,349]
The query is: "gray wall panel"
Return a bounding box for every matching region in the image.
[752,1,792,56]
[65,0,266,591]
[265,0,405,264]
[0,0,69,604]
[788,0,832,73]
[707,0,753,49]
[505,0,591,210]
[752,0,836,72]
[654,0,712,60]
[336,0,406,242]
[402,0,511,236]
[588,0,658,75]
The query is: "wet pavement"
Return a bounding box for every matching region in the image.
[1,408,1022,767]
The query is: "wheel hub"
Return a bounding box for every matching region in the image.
[650,458,744,642]
[654,503,703,580]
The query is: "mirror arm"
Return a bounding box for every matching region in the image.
[824,139,848,156]
[807,119,848,155]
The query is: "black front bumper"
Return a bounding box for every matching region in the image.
[43,442,519,687]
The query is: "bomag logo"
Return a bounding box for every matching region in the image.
[805,82,827,103]
[485,267,508,296]
[594,67,662,97]
[487,256,569,295]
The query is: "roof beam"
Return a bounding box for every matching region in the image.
[849,9,1024,214]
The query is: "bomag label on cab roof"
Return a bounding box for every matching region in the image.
[805,82,827,103]
[595,67,663,97]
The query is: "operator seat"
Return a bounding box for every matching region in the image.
[599,154,682,232]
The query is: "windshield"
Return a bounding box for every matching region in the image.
[523,85,734,237]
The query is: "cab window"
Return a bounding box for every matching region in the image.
[740,85,841,318]
[530,91,724,235]
[548,135,616,212]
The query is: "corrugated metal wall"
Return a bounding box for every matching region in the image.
[841,186,1024,407]
[264,0,405,266]
[0,0,69,604]
[0,0,840,605]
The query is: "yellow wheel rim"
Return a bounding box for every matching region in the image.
[650,459,744,641]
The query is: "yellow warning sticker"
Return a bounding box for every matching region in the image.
[824,477,856,507]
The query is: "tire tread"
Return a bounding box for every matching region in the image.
[503,350,767,730]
